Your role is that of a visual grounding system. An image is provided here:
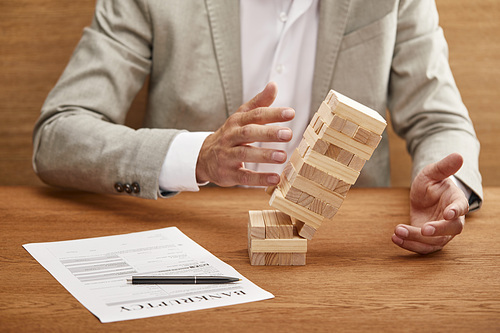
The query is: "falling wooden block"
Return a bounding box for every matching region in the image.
[348,155,366,172]
[325,90,386,135]
[305,148,360,185]
[294,219,316,240]
[285,163,344,209]
[340,119,358,137]
[269,187,324,230]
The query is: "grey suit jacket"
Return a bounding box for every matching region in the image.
[33,0,482,201]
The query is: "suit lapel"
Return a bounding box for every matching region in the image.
[310,0,351,116]
[205,0,243,117]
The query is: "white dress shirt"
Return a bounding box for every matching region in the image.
[159,0,319,192]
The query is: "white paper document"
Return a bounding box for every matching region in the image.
[23,227,274,323]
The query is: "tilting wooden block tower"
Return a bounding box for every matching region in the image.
[248,90,387,265]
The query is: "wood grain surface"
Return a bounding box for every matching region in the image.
[1,186,498,332]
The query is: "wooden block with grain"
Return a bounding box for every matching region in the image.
[294,219,316,240]
[324,90,387,135]
[263,210,280,239]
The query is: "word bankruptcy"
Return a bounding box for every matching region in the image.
[120,290,247,312]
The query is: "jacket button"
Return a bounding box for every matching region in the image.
[114,183,124,193]
[132,182,141,194]
[124,183,132,193]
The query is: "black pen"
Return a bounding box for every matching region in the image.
[127,276,241,285]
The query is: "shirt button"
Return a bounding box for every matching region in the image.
[276,64,285,74]
[279,12,288,23]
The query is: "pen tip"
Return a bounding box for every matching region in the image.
[126,278,132,283]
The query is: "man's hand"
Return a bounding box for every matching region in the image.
[392,153,469,254]
[196,82,294,187]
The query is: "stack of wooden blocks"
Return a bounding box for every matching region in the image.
[248,89,387,265]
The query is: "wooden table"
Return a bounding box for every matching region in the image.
[1,186,499,332]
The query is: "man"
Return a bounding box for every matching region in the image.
[33,0,482,254]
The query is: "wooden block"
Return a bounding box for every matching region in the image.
[317,124,374,160]
[276,211,294,239]
[366,131,382,148]
[309,113,320,128]
[323,204,339,219]
[297,162,318,181]
[296,192,314,208]
[303,125,329,155]
[291,253,306,266]
[324,90,387,135]
[305,149,360,185]
[278,253,293,265]
[283,161,294,181]
[353,127,370,144]
[325,89,335,106]
[340,120,358,137]
[250,252,304,266]
[285,186,303,203]
[305,122,373,163]
[289,148,303,170]
[334,180,351,197]
[313,117,323,134]
[353,127,382,149]
[263,210,280,239]
[330,115,346,132]
[265,253,279,265]
[317,101,337,127]
[279,172,303,204]
[265,185,276,196]
[348,155,366,172]
[288,166,344,208]
[248,211,265,239]
[289,149,340,191]
[325,144,341,160]
[309,198,326,215]
[294,219,316,240]
[321,174,340,191]
[312,138,329,154]
[249,251,266,265]
[269,187,324,229]
[250,236,307,253]
[336,149,354,166]
[297,139,309,157]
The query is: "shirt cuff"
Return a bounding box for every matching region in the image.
[450,175,472,200]
[159,131,212,193]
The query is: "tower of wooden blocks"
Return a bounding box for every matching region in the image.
[248,210,307,266]
[248,89,387,265]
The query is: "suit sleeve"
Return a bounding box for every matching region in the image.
[387,0,483,201]
[33,0,182,199]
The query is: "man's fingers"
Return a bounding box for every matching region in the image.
[230,124,292,145]
[394,224,452,246]
[421,217,465,237]
[241,82,278,112]
[231,146,287,164]
[237,107,295,126]
[423,153,464,182]
[391,234,445,255]
[392,223,455,254]
[235,169,281,187]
